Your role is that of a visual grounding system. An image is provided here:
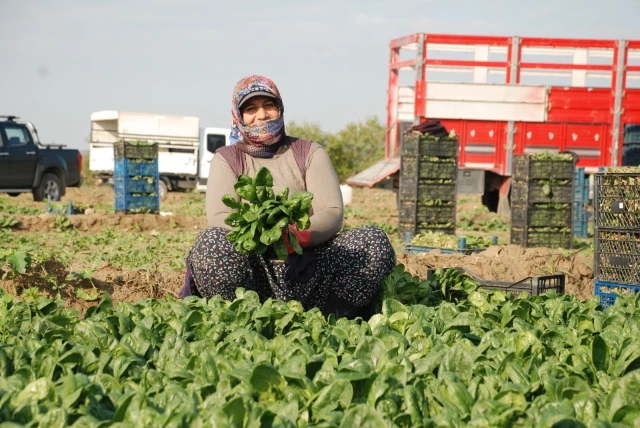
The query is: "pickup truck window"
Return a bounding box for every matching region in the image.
[4,126,29,147]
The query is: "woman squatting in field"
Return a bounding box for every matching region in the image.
[180,75,396,320]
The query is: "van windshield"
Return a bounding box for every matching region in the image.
[207,134,226,153]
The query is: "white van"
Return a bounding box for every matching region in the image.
[89,111,230,197]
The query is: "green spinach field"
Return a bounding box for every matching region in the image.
[1,185,631,427]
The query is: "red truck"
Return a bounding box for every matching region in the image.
[347,33,640,216]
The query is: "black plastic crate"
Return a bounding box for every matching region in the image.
[399,200,456,225]
[401,156,458,180]
[114,141,159,160]
[511,203,573,228]
[513,153,576,181]
[426,267,565,296]
[594,228,640,283]
[401,132,459,158]
[594,171,640,229]
[399,179,457,202]
[512,180,574,204]
[511,226,573,249]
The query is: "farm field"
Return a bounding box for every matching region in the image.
[1,185,596,312]
[2,184,639,426]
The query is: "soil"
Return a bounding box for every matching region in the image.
[15,212,206,234]
[397,245,593,301]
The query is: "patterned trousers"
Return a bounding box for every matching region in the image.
[186,225,396,319]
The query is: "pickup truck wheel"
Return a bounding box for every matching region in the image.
[159,180,169,200]
[33,173,63,202]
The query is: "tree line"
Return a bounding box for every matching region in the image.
[286,116,386,183]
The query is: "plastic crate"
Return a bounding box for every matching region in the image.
[574,168,589,202]
[115,194,160,213]
[511,203,573,228]
[573,218,588,238]
[573,207,588,238]
[625,132,640,144]
[401,132,459,158]
[594,172,640,229]
[114,176,158,194]
[574,183,589,203]
[401,156,458,180]
[512,180,574,204]
[594,280,640,309]
[399,201,456,225]
[399,179,457,201]
[45,199,91,215]
[622,145,640,166]
[426,267,565,296]
[114,141,158,160]
[511,226,573,249]
[114,158,159,177]
[594,228,640,283]
[113,158,160,214]
[513,154,576,181]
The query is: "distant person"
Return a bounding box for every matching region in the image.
[180,74,396,320]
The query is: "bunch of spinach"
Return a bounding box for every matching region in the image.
[222,167,313,260]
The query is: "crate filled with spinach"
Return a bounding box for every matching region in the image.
[511,203,572,228]
[399,130,459,237]
[114,140,159,160]
[401,131,459,158]
[510,152,576,248]
[511,179,574,204]
[594,167,640,229]
[113,142,160,213]
[401,156,457,180]
[511,226,573,249]
[513,151,576,181]
[594,228,640,284]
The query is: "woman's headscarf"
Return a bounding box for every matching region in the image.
[230,75,286,157]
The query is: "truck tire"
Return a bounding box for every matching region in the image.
[159,180,169,200]
[33,173,63,202]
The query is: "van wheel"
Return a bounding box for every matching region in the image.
[33,173,63,202]
[159,180,169,200]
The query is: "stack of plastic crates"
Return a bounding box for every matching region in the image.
[573,168,589,238]
[113,141,160,213]
[510,153,576,249]
[398,131,459,237]
[593,168,640,309]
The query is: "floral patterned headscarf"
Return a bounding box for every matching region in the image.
[230,75,286,155]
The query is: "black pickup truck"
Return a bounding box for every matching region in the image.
[0,116,82,201]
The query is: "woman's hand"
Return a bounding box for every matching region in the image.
[282,224,311,255]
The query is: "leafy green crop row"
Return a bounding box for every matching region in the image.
[1,268,639,427]
[409,232,494,250]
[2,227,195,272]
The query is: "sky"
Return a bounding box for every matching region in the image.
[1,0,639,150]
